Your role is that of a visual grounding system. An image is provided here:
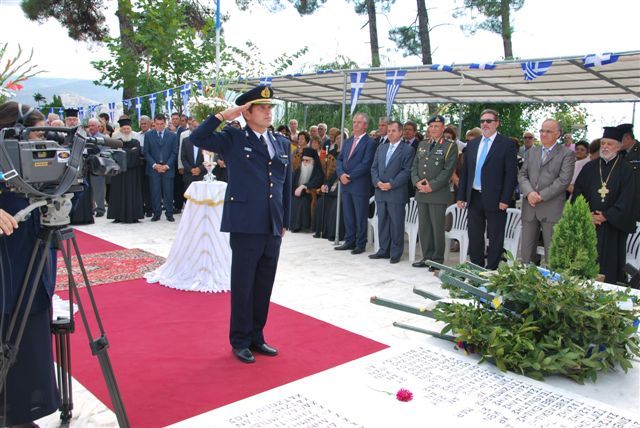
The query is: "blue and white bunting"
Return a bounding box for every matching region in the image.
[196,81,204,94]
[521,61,553,81]
[180,84,191,115]
[431,64,454,72]
[259,77,273,86]
[135,97,142,125]
[164,89,174,114]
[123,99,132,110]
[385,70,407,117]
[78,106,84,121]
[350,71,368,115]
[469,62,496,70]
[49,107,55,114]
[149,93,157,116]
[583,53,619,68]
[108,102,116,123]
[58,107,64,118]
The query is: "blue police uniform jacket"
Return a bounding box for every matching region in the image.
[189,115,292,236]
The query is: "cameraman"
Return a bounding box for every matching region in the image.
[0,101,59,426]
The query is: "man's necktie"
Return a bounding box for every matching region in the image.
[158,131,162,139]
[385,145,394,166]
[348,136,361,160]
[260,135,273,158]
[541,147,551,163]
[473,137,491,189]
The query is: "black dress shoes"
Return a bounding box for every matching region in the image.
[368,253,389,259]
[151,216,161,222]
[251,343,278,356]
[232,348,256,363]
[166,216,175,222]
[335,243,356,251]
[390,257,400,264]
[351,247,365,255]
[412,259,428,268]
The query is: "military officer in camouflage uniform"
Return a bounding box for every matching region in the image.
[411,115,458,270]
[617,123,640,223]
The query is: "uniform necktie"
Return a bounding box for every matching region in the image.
[260,134,274,158]
[385,144,394,166]
[474,137,491,189]
[429,139,436,152]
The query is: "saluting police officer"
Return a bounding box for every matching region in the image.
[411,115,458,270]
[617,123,640,223]
[189,86,292,364]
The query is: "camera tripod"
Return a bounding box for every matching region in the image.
[1,224,129,427]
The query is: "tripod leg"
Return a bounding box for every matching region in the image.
[52,318,73,423]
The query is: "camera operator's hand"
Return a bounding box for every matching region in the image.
[0,209,19,236]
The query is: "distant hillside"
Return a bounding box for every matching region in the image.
[11,77,122,106]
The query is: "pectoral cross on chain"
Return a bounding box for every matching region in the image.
[598,184,609,202]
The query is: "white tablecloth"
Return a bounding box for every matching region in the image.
[145,181,231,293]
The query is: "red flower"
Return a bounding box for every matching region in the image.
[5,81,23,91]
[396,388,413,402]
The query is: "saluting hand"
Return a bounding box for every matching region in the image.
[217,103,251,122]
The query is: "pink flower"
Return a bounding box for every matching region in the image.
[396,388,413,402]
[5,81,23,91]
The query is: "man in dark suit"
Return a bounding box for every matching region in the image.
[457,109,518,270]
[189,85,291,364]
[143,114,179,222]
[335,112,376,254]
[369,120,415,263]
[180,128,206,189]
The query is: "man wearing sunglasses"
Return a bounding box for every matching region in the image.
[457,109,518,270]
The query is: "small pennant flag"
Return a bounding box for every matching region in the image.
[180,84,191,115]
[431,64,454,72]
[57,107,64,117]
[385,70,407,117]
[123,99,132,110]
[135,97,142,125]
[78,106,84,121]
[108,102,116,123]
[521,61,553,81]
[196,81,204,94]
[470,62,496,70]
[316,69,335,74]
[259,77,273,86]
[149,93,157,116]
[49,107,54,114]
[164,89,174,114]
[583,53,619,68]
[350,71,368,115]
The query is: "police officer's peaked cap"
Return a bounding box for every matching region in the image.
[236,85,275,106]
[427,115,445,125]
[602,126,624,142]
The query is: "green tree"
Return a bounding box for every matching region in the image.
[453,0,525,59]
[548,195,599,279]
[32,92,47,107]
[39,94,64,113]
[389,0,433,65]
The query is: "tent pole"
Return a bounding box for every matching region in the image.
[335,73,348,244]
[458,104,464,140]
[633,102,637,127]
[304,105,308,130]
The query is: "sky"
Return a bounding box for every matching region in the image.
[1,0,639,138]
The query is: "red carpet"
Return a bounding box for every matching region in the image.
[65,229,123,254]
[63,280,387,427]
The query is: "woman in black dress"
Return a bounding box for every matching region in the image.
[107,118,144,223]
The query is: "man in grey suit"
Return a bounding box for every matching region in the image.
[180,132,206,189]
[369,121,415,263]
[518,118,575,263]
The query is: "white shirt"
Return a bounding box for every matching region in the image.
[253,130,274,158]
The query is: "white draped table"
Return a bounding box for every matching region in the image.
[145,181,231,293]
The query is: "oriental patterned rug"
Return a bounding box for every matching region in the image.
[55,248,165,290]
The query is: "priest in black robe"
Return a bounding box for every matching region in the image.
[107,118,145,223]
[290,148,324,232]
[314,143,345,240]
[572,126,636,284]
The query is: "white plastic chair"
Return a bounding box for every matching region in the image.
[626,222,640,270]
[503,208,522,259]
[367,196,379,253]
[444,204,469,264]
[404,198,419,262]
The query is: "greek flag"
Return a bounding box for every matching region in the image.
[431,64,454,72]
[78,106,84,121]
[108,102,116,123]
[58,107,64,117]
[259,77,273,86]
[196,81,204,94]
[123,99,132,110]
[316,69,334,74]
[180,84,191,115]
[149,93,157,116]
[469,62,496,70]
[521,61,553,81]
[385,70,407,117]
[350,71,368,115]
[164,89,174,114]
[49,107,54,114]
[135,97,142,125]
[583,53,619,68]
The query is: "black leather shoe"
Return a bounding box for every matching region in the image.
[251,343,278,356]
[412,259,428,268]
[95,212,104,218]
[166,216,175,222]
[368,253,389,259]
[151,216,161,222]
[335,243,356,251]
[390,257,400,264]
[351,247,365,255]
[232,348,256,363]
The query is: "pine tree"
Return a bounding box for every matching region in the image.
[548,195,599,279]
